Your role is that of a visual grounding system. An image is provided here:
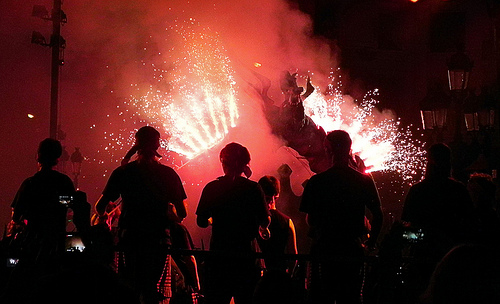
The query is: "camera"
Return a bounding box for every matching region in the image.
[59,195,73,206]
[65,234,85,252]
[6,258,19,268]
[402,228,425,243]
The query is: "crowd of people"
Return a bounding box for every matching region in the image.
[1,126,499,304]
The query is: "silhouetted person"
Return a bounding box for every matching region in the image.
[10,138,76,263]
[275,163,310,254]
[253,175,299,304]
[401,143,476,301]
[2,138,75,303]
[402,143,476,254]
[421,244,500,304]
[196,142,270,304]
[300,130,383,304]
[165,203,201,301]
[467,173,500,249]
[96,126,188,304]
[256,175,297,274]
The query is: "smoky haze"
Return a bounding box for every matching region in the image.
[0,0,340,246]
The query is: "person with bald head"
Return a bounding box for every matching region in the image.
[300,130,383,304]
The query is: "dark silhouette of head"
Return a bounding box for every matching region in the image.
[468,173,496,209]
[325,130,352,164]
[37,138,62,168]
[258,175,280,203]
[426,143,452,178]
[135,126,161,159]
[220,142,251,177]
[423,244,500,304]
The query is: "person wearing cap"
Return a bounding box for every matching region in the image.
[96,126,187,304]
[196,142,270,304]
[300,130,383,304]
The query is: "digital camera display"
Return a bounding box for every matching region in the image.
[65,234,85,252]
[59,195,73,205]
[6,258,19,268]
[402,229,425,243]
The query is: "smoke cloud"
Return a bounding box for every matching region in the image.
[3,0,408,244]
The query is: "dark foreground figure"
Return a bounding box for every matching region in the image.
[196,142,270,304]
[300,130,383,304]
[96,126,188,304]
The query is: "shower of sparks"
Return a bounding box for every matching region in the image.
[96,18,425,183]
[102,18,239,162]
[302,72,426,182]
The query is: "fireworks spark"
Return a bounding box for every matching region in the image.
[97,19,425,183]
[100,19,238,163]
[303,72,426,182]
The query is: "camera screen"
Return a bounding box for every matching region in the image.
[59,195,73,205]
[65,234,85,252]
[402,229,425,243]
[6,258,19,268]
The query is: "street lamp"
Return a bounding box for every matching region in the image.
[463,87,496,132]
[420,84,450,130]
[477,87,496,130]
[447,47,474,143]
[447,46,473,91]
[464,90,480,132]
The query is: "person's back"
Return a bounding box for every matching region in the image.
[403,177,473,243]
[402,143,475,250]
[199,175,267,253]
[196,142,270,304]
[107,160,183,239]
[11,138,75,255]
[13,169,74,236]
[3,138,75,304]
[401,143,476,303]
[302,165,379,250]
[95,126,187,304]
[300,130,382,304]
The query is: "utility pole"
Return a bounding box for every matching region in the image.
[50,0,63,140]
[32,1,66,139]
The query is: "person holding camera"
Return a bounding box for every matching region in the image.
[10,138,76,264]
[1,138,76,303]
